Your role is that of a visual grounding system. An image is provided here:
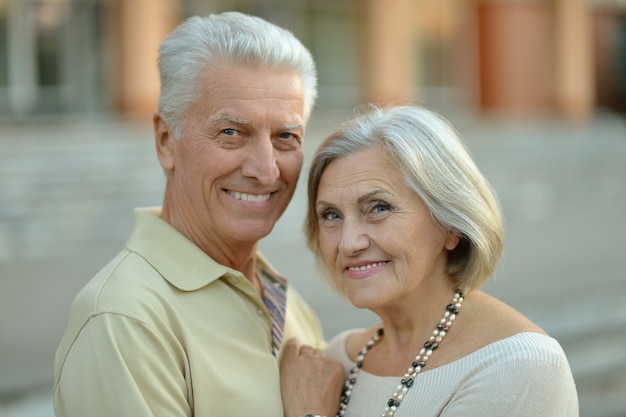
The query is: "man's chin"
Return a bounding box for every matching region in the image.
[232,223,275,243]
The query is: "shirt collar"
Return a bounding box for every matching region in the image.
[125,207,247,291]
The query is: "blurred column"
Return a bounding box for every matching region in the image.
[477,0,552,116]
[593,8,626,114]
[7,0,37,115]
[554,0,594,121]
[113,0,179,119]
[360,0,417,105]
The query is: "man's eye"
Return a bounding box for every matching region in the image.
[274,132,302,150]
[216,128,247,148]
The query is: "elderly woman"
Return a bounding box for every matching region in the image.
[281,105,578,417]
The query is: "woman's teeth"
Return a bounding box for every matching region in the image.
[348,261,386,271]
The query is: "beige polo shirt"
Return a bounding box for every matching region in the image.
[53,207,325,417]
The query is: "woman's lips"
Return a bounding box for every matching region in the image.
[344,261,388,279]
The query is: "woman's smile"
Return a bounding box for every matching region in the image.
[344,260,389,279]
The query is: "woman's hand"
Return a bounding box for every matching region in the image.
[280,338,345,417]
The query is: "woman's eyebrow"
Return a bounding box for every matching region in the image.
[357,189,391,204]
[316,189,391,208]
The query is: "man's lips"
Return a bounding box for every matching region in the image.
[226,190,272,203]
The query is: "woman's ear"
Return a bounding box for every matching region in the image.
[445,232,461,251]
[153,113,175,171]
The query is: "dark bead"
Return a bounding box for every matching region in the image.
[412,361,418,367]
[419,361,426,367]
[377,328,384,336]
[406,378,414,388]
[437,323,444,329]
[349,377,356,384]
[431,342,439,350]
[424,341,432,348]
[343,396,350,405]
[453,308,459,314]
[447,303,455,311]
[305,414,313,417]
[386,399,401,407]
[401,378,407,385]
[356,361,362,368]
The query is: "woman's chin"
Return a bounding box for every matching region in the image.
[345,290,383,310]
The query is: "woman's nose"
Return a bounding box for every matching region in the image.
[338,220,370,256]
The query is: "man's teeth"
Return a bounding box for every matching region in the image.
[228,191,270,202]
[348,261,386,271]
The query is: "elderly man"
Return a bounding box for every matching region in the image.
[54,12,342,417]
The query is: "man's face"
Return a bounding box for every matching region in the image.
[158,64,306,250]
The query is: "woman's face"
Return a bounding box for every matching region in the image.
[315,148,459,310]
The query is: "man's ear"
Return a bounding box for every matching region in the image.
[153,113,175,171]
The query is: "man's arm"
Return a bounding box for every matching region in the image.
[54,313,191,417]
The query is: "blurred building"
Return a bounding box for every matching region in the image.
[1,2,626,414]
[0,0,625,122]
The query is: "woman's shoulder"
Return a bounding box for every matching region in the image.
[482,332,568,362]
[437,290,547,365]
[464,290,547,340]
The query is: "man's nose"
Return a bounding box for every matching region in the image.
[242,137,279,185]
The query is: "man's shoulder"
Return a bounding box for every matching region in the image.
[72,249,171,319]
[54,248,172,376]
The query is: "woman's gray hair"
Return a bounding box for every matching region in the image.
[305,105,504,292]
[157,11,317,139]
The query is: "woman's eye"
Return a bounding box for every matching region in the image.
[223,128,236,136]
[370,201,391,214]
[319,209,339,221]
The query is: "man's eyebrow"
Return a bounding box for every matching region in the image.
[281,122,305,131]
[209,115,304,132]
[210,114,252,127]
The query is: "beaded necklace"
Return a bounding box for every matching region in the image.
[337,290,464,417]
